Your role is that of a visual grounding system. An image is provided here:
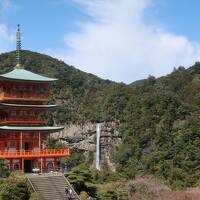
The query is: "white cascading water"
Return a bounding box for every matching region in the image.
[96,123,101,170]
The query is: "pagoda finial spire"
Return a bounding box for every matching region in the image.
[15,24,23,69]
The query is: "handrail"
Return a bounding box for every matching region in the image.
[0,92,49,102]
[26,177,36,193]
[0,96,48,102]
[0,119,45,125]
[2,117,44,121]
[0,149,70,158]
[63,175,81,200]
[4,92,48,99]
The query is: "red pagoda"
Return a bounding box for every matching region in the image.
[0,25,70,173]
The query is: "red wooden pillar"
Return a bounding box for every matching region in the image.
[53,157,57,170]
[20,131,23,151]
[10,159,13,171]
[21,158,24,172]
[52,158,55,170]
[38,131,41,150]
[40,158,43,174]
[39,131,43,174]
[20,132,24,173]
[43,158,46,172]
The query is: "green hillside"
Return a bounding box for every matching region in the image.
[1,50,200,189]
[0,50,116,123]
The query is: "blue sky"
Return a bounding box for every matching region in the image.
[0,0,88,51]
[0,0,200,83]
[148,0,200,42]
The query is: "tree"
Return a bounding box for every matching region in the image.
[0,172,30,200]
[0,159,9,178]
[66,164,97,197]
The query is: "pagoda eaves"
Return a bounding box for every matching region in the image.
[0,125,64,132]
[0,69,57,82]
[0,102,57,109]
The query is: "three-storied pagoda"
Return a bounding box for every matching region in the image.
[0,25,70,173]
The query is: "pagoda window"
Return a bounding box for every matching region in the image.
[19,86,27,92]
[33,160,39,168]
[9,141,16,148]
[33,135,38,139]
[33,141,38,147]
[10,134,16,139]
[30,112,35,117]
[23,111,28,117]
[24,133,30,138]
[19,111,24,117]
[29,85,33,91]
[11,111,17,117]
[47,162,53,172]
[36,88,46,95]
[14,163,19,170]
[12,84,17,90]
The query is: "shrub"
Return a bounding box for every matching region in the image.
[0,172,30,200]
[29,192,42,200]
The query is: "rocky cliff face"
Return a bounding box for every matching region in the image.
[52,122,121,171]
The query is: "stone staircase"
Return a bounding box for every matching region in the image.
[26,173,80,200]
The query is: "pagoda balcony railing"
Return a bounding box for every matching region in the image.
[0,118,46,125]
[0,149,70,159]
[0,92,48,102]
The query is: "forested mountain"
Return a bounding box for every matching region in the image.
[1,50,200,189]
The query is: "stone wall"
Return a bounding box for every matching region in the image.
[52,122,121,171]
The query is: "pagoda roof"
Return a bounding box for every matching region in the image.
[0,103,57,109]
[0,69,57,82]
[0,126,64,132]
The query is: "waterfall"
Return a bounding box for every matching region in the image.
[96,123,101,170]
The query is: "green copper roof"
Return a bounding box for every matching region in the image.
[0,103,57,109]
[0,126,64,132]
[0,69,57,82]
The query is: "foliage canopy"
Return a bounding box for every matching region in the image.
[1,51,200,189]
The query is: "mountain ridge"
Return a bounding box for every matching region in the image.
[1,50,200,189]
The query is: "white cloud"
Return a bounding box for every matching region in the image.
[0,0,15,52]
[57,0,200,83]
[0,24,14,52]
[0,0,12,13]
